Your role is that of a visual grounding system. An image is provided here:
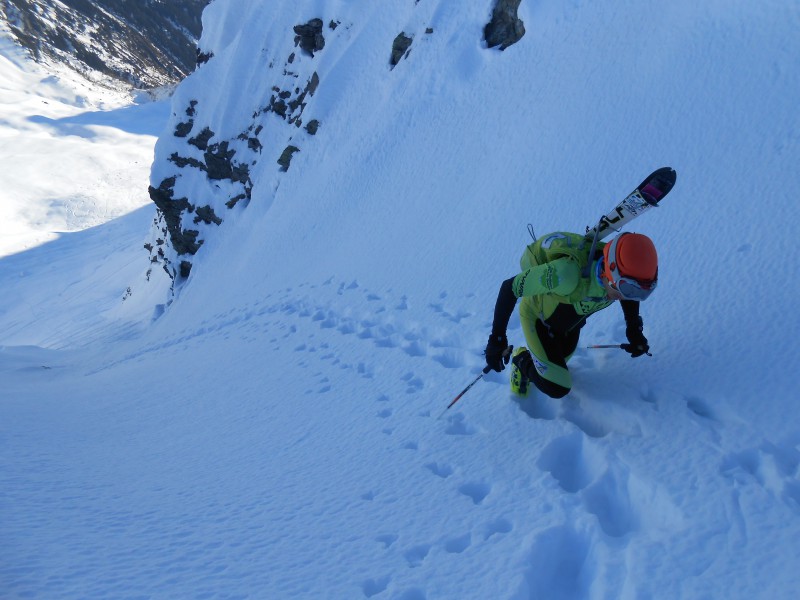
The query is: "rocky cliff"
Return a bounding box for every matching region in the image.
[144,0,525,292]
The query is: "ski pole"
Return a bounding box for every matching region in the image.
[437,346,512,419]
[586,344,652,357]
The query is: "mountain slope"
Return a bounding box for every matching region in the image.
[1,0,208,89]
[0,22,168,255]
[2,0,800,598]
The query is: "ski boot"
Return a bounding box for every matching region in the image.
[510,346,530,396]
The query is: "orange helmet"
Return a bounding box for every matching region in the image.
[602,233,658,300]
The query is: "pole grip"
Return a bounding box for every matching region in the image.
[482,345,513,374]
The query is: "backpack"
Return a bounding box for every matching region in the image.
[520,232,602,272]
[519,231,609,308]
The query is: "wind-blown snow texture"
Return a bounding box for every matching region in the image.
[2,1,800,598]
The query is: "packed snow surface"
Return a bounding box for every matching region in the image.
[2,1,800,598]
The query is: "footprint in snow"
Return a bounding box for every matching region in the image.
[444,413,477,436]
[444,533,471,554]
[517,524,592,599]
[432,348,464,369]
[338,321,357,334]
[536,432,603,494]
[582,466,638,538]
[403,339,427,358]
[320,316,338,329]
[428,302,472,324]
[403,544,431,567]
[375,333,399,349]
[685,396,723,443]
[361,575,390,598]
[515,394,558,421]
[337,280,359,295]
[686,396,717,421]
[401,372,424,394]
[425,462,453,479]
[458,482,491,505]
[639,386,658,406]
[561,399,611,439]
[356,362,374,379]
[483,517,513,540]
[721,443,800,512]
[375,534,398,549]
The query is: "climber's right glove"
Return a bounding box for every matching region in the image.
[485,333,511,372]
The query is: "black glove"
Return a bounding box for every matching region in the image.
[622,316,650,357]
[485,333,511,372]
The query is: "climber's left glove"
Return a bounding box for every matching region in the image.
[622,316,650,358]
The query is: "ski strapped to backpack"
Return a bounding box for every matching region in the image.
[585,167,677,242]
[581,167,677,277]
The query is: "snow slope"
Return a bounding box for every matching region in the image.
[2,1,800,599]
[0,22,168,257]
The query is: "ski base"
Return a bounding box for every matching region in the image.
[586,167,677,241]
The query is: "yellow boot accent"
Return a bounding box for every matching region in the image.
[510,346,530,396]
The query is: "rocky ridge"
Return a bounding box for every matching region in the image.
[1,0,209,89]
[145,1,526,292]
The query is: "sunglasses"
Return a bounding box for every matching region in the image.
[603,236,658,301]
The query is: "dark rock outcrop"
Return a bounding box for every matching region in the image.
[390,33,413,67]
[293,19,325,57]
[205,142,241,181]
[196,49,214,66]
[194,206,222,225]
[188,127,215,151]
[148,178,202,256]
[484,0,526,50]
[265,72,320,126]
[278,146,300,171]
[148,17,328,281]
[174,121,194,138]
[305,120,320,135]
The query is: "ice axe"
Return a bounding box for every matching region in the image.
[586,344,652,357]
[437,346,513,420]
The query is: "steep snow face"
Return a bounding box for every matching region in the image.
[147,1,544,283]
[144,0,798,408]
[3,1,800,599]
[0,23,170,346]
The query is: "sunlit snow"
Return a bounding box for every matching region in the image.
[2,2,799,598]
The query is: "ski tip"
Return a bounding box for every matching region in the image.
[651,166,677,181]
[638,167,677,204]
